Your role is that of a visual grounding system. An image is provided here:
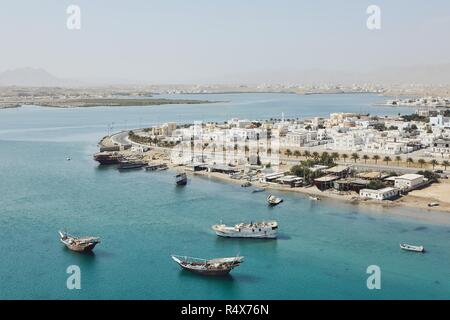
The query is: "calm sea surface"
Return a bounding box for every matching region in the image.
[0,93,449,299]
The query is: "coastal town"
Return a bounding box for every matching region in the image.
[94,104,450,216]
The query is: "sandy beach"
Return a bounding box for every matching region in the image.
[100,136,450,224]
[187,169,450,225]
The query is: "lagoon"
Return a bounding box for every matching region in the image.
[0,93,448,299]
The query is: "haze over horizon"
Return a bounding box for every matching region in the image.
[1,0,450,85]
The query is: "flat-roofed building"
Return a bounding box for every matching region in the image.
[276,175,303,188]
[394,174,425,191]
[360,187,399,200]
[323,165,350,178]
[314,175,340,191]
[431,139,450,157]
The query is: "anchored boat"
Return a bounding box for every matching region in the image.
[252,187,266,193]
[175,172,187,185]
[171,255,244,276]
[212,221,278,238]
[309,196,320,201]
[400,243,425,253]
[93,151,124,165]
[267,194,283,206]
[59,231,101,252]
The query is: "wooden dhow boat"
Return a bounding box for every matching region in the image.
[59,231,101,252]
[171,255,244,276]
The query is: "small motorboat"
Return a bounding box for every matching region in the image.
[309,196,320,201]
[171,255,244,276]
[427,202,439,207]
[400,243,425,253]
[252,187,266,193]
[59,231,101,252]
[66,157,71,161]
[267,194,283,206]
[175,172,187,185]
[241,182,252,188]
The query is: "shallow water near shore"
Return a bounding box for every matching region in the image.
[0,93,449,299]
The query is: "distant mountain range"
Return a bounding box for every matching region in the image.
[0,67,81,87]
[1,64,450,87]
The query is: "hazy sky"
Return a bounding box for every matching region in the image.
[1,0,449,83]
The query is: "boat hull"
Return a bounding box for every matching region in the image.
[171,255,242,276]
[178,265,232,276]
[268,200,283,206]
[62,241,98,252]
[214,230,277,238]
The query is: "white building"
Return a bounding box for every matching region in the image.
[431,139,450,157]
[330,131,364,151]
[360,187,399,200]
[430,115,450,128]
[284,130,317,147]
[394,174,425,191]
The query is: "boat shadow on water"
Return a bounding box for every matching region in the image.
[176,269,261,284]
[61,246,96,257]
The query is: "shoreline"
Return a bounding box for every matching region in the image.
[185,169,450,225]
[101,135,450,225]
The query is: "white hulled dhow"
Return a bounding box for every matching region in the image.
[212,221,278,238]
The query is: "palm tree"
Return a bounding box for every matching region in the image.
[351,153,360,163]
[372,155,380,164]
[293,150,301,158]
[267,148,272,156]
[442,160,450,170]
[331,152,340,162]
[312,151,319,160]
[395,156,402,166]
[383,156,392,165]
[430,159,438,170]
[342,153,348,163]
[418,159,426,168]
[285,149,292,157]
[407,157,414,167]
[362,154,369,164]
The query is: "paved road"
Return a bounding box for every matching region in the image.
[110,130,132,146]
[109,130,449,174]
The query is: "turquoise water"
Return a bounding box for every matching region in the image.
[0,93,449,299]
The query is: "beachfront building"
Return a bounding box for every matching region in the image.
[359,187,399,200]
[323,165,350,178]
[394,174,425,191]
[276,175,304,188]
[314,175,340,191]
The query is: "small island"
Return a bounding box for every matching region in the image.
[0,86,213,109]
